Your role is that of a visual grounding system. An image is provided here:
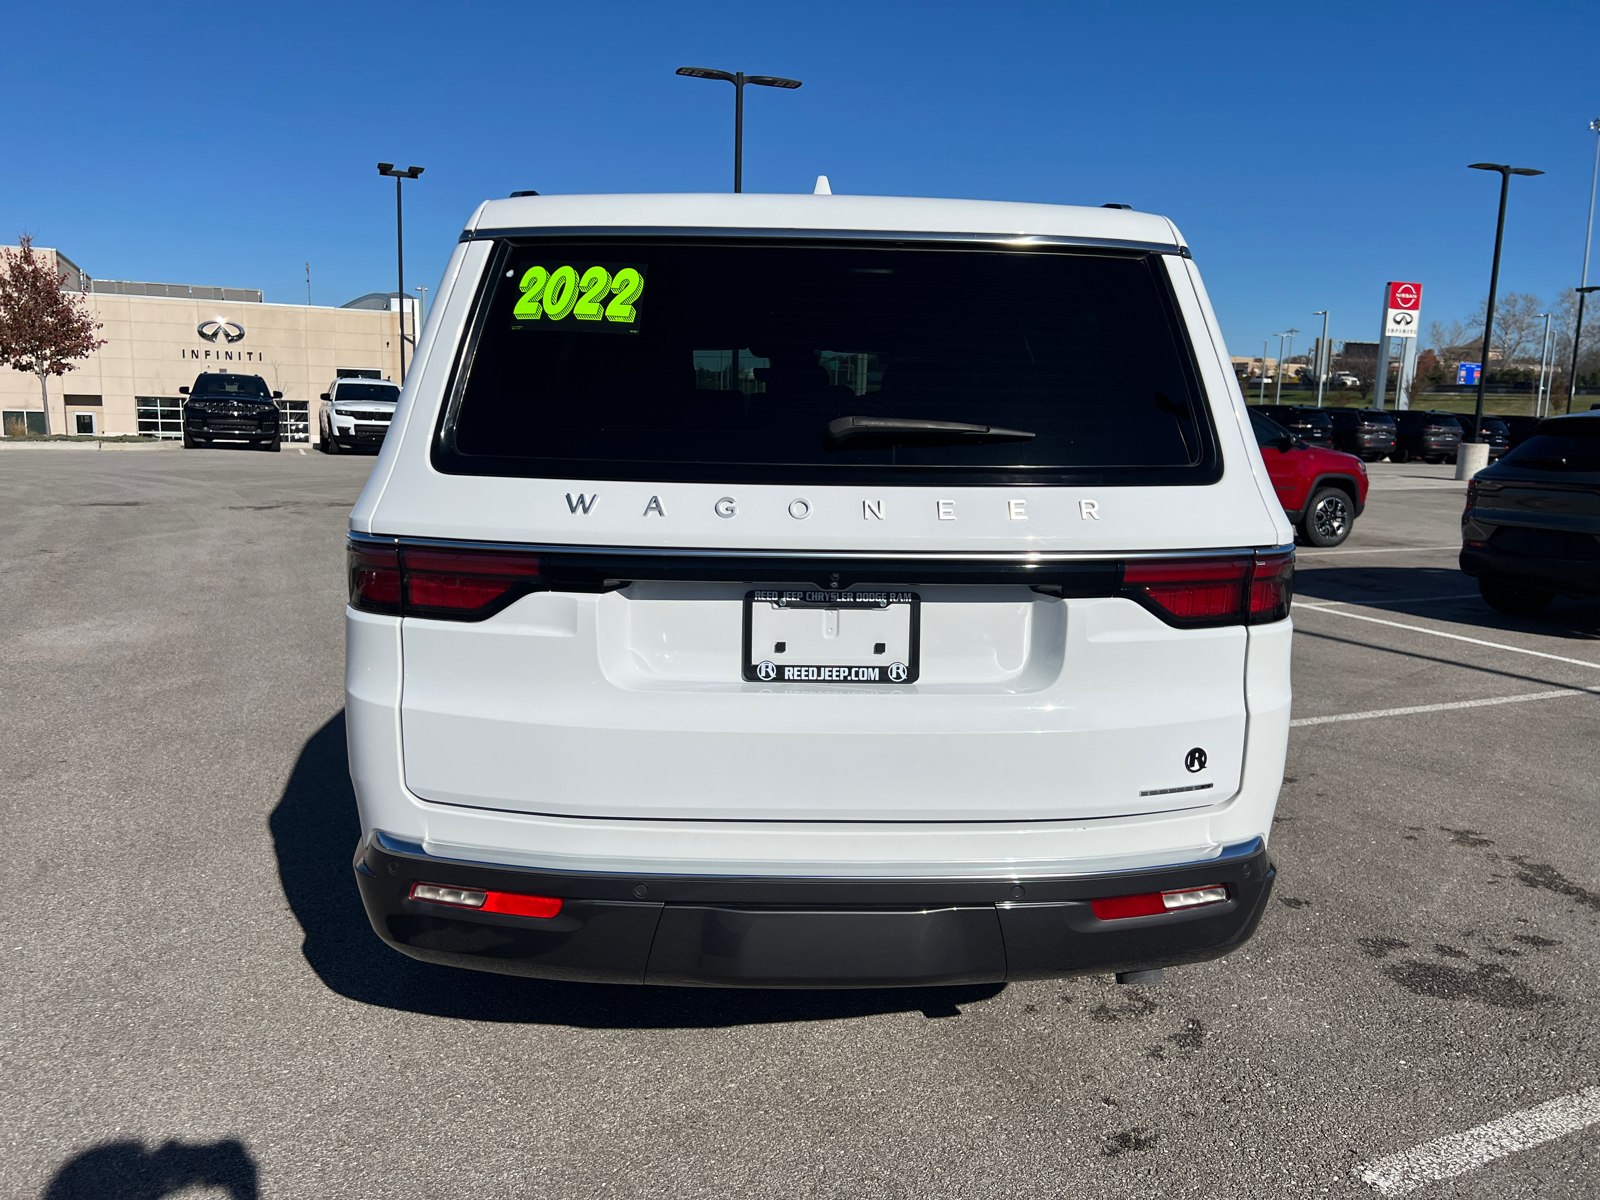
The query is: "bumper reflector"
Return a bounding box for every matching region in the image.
[410,882,562,919]
[1090,884,1228,921]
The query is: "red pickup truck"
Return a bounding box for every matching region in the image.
[1249,409,1369,547]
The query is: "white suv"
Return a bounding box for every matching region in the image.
[345,193,1293,989]
[319,377,400,454]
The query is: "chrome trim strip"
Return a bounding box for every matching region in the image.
[350,531,1294,565]
[459,225,1189,257]
[371,830,1263,882]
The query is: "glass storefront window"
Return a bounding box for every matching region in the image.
[136,397,183,439]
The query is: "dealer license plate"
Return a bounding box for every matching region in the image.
[743,590,920,684]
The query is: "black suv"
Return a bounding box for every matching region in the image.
[1471,416,1512,459]
[1324,408,1397,461]
[1249,405,1334,447]
[1461,413,1600,614]
[1391,411,1462,463]
[181,373,283,451]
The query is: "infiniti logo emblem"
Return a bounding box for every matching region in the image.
[198,319,245,344]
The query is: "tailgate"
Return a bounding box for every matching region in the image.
[398,582,1248,823]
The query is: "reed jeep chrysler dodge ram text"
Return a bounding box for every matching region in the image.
[342,192,1293,988]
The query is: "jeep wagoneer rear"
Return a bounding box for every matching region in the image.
[345,193,1292,988]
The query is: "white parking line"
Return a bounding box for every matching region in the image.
[1296,545,1460,557]
[1294,604,1600,670]
[1291,687,1598,727]
[1298,593,1481,609]
[1355,1086,1600,1195]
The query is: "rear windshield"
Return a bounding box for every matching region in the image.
[438,240,1218,486]
[336,383,398,401]
[191,374,270,399]
[1501,420,1600,471]
[1399,412,1461,430]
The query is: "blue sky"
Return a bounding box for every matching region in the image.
[5,0,1598,355]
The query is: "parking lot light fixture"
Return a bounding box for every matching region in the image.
[1565,120,1600,414]
[675,67,802,193]
[1467,162,1543,441]
[377,163,425,380]
[1534,311,1552,416]
[1313,311,1330,407]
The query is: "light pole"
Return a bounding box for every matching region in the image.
[1273,332,1287,403]
[675,67,802,192]
[377,163,424,380]
[1259,340,1269,403]
[1313,310,1330,407]
[415,285,428,329]
[1564,119,1600,413]
[1571,285,1600,411]
[1283,327,1299,400]
[1534,311,1552,416]
[1467,162,1543,442]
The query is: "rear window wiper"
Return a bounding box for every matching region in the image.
[825,415,1035,448]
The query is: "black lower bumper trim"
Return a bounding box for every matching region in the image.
[353,835,1275,988]
[1460,546,1600,597]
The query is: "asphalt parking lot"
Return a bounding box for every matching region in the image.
[2,446,1596,1199]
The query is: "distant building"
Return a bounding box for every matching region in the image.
[0,246,417,440]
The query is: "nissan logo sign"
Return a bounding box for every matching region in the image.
[198,319,245,344]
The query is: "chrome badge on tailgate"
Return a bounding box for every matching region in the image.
[743,590,920,684]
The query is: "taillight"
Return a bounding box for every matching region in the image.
[409,881,562,919]
[1122,557,1251,624]
[1247,551,1294,624]
[347,541,544,620]
[348,544,401,614]
[1121,552,1293,628]
[1465,479,1479,516]
[1090,885,1228,920]
[404,548,542,618]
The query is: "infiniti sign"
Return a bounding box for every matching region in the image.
[198,318,245,344]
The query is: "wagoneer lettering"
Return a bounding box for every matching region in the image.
[346,191,1292,989]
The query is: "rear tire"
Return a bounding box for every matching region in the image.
[1300,487,1354,547]
[1479,578,1554,616]
[1391,446,1410,463]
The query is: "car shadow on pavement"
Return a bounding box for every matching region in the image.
[270,713,1004,1028]
[1295,565,1600,639]
[42,1138,257,1200]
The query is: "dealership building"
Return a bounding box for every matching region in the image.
[0,247,416,441]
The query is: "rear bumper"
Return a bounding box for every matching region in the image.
[1460,544,1600,597]
[353,831,1274,987]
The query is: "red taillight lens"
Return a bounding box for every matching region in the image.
[409,881,562,919]
[1122,556,1251,624]
[1121,552,1293,628]
[1247,551,1294,624]
[403,548,542,616]
[1090,885,1228,920]
[348,544,401,613]
[347,542,544,619]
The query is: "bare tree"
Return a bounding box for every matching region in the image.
[1474,292,1545,364]
[0,235,106,435]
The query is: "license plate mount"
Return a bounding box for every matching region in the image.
[742,589,920,684]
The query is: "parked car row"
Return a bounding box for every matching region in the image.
[178,371,399,453]
[1249,405,1514,464]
